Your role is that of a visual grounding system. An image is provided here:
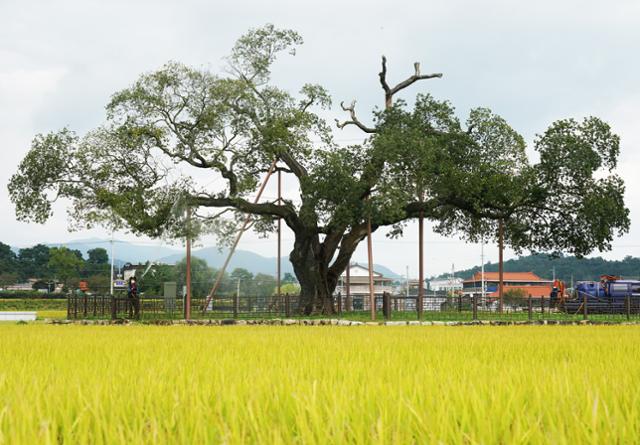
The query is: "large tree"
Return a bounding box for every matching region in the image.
[8,25,629,314]
[48,247,84,289]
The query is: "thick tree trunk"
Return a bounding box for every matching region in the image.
[289,233,337,315]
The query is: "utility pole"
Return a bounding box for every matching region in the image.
[110,233,114,296]
[552,266,556,282]
[185,208,192,320]
[277,169,282,298]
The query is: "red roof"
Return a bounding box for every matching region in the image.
[488,285,552,298]
[464,271,549,283]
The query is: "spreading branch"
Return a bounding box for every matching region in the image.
[334,100,376,133]
[379,56,442,109]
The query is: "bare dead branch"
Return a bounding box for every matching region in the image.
[381,57,443,109]
[334,100,376,133]
[378,55,391,95]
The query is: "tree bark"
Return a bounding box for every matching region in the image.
[289,232,336,315]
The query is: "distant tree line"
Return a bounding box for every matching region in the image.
[0,241,297,296]
[0,242,111,291]
[140,258,298,298]
[436,254,640,284]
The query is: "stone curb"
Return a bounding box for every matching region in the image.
[45,318,640,326]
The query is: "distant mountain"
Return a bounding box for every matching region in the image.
[433,254,640,284]
[159,246,296,276]
[13,238,402,278]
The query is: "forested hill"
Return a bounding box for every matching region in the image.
[438,254,640,283]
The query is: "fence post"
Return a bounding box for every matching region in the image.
[285,293,291,318]
[233,293,239,319]
[583,291,588,320]
[458,295,462,313]
[74,295,78,319]
[472,294,478,320]
[337,291,342,316]
[111,296,116,320]
[382,292,391,320]
[528,295,533,321]
[540,296,544,316]
[626,291,631,321]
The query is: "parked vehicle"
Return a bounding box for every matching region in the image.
[563,276,640,314]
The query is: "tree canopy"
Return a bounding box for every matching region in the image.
[8,24,630,314]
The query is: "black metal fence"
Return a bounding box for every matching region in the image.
[67,292,640,322]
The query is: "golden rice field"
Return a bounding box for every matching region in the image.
[1,324,640,444]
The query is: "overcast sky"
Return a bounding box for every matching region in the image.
[1,0,639,277]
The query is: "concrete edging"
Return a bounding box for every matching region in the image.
[45,318,640,326]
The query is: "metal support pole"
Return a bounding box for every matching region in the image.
[498,220,504,314]
[418,210,424,320]
[528,295,533,321]
[202,160,278,312]
[277,169,282,299]
[541,296,545,316]
[110,233,114,296]
[583,292,588,320]
[337,291,342,316]
[185,207,192,320]
[345,262,351,312]
[367,218,375,321]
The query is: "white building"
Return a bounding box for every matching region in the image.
[335,263,394,310]
[428,277,464,292]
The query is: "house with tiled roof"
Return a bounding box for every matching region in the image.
[335,263,394,310]
[462,271,553,299]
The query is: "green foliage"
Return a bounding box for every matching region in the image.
[0,290,65,298]
[0,242,17,274]
[503,288,527,305]
[0,298,66,310]
[279,282,301,295]
[17,244,50,280]
[175,256,218,298]
[87,248,109,265]
[282,273,297,283]
[48,247,84,288]
[439,253,640,284]
[6,24,630,312]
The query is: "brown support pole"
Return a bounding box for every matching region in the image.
[498,220,504,314]
[202,160,278,312]
[367,219,376,321]
[277,169,282,299]
[185,208,192,320]
[418,210,424,320]
[346,262,351,311]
